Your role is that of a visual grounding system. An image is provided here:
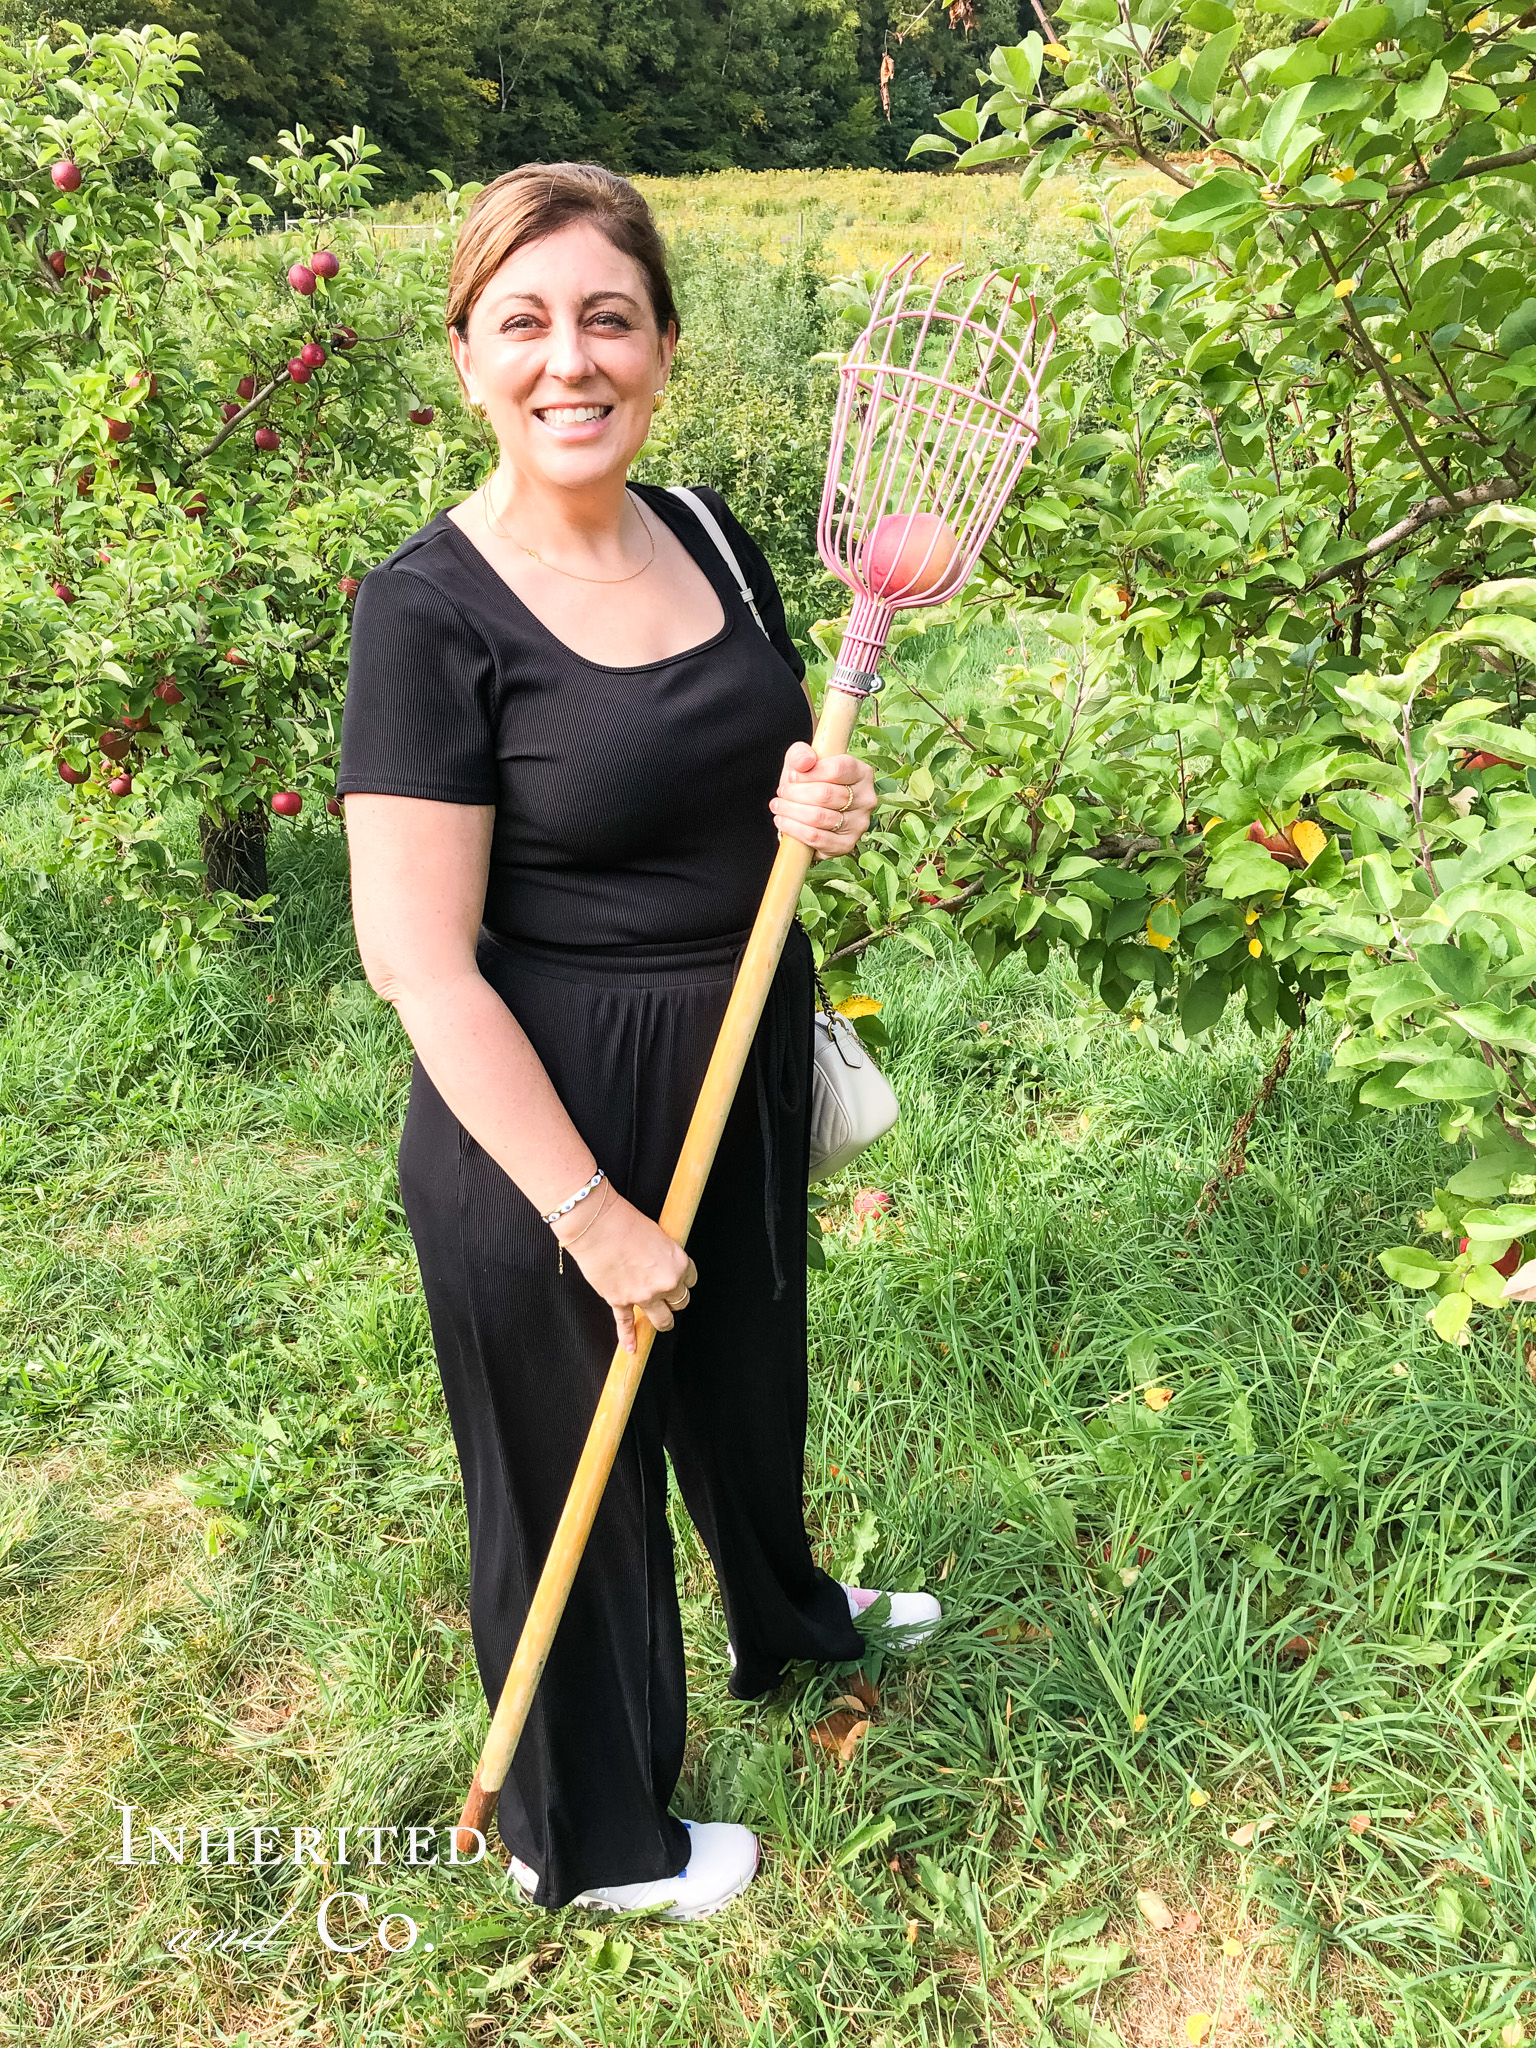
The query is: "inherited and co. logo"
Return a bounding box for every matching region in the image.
[113,1804,493,1958]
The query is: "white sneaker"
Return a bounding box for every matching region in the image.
[726,1582,942,1675]
[509,1821,759,1922]
[843,1582,943,1646]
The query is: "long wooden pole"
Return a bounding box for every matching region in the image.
[454,676,871,1855]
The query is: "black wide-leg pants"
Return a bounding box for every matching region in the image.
[398,918,865,1909]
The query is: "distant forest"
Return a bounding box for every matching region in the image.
[11,0,1028,196]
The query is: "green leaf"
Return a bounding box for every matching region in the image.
[1416,944,1484,1004]
[1449,1007,1536,1060]
[1317,3,1390,51]
[1180,968,1229,1035]
[1163,170,1264,233]
[1396,1057,1500,1104]
[1360,852,1402,913]
[1394,59,1447,122]
[1187,25,1240,103]
[1431,1291,1474,1343]
[1498,301,1536,359]
[1378,1245,1446,1288]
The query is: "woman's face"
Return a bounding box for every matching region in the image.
[449,219,674,494]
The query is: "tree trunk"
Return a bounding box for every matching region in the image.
[200,808,269,899]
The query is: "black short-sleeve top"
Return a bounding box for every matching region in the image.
[337,482,812,952]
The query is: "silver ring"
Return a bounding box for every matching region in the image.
[664,1286,691,1309]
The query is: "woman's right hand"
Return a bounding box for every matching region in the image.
[554,1189,697,1355]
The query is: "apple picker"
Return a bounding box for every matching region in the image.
[454,255,1056,1855]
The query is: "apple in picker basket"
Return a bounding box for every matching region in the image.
[860,512,960,600]
[1461,1235,1523,1279]
[272,792,302,817]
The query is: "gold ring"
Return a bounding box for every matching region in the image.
[837,783,854,815]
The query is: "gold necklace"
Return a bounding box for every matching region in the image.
[481,478,656,586]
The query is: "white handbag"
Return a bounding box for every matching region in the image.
[665,485,901,1184]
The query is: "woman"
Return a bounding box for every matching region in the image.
[338,163,939,1921]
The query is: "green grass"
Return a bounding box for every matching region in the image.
[6,654,1536,2046]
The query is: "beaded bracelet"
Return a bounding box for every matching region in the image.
[541,1167,606,1228]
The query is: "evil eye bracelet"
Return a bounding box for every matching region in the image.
[542,1167,607,1228]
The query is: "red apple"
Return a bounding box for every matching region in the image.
[860,512,961,600]
[107,772,132,797]
[75,467,94,496]
[254,426,280,452]
[120,707,154,732]
[330,326,357,350]
[237,375,256,402]
[104,417,131,443]
[99,729,131,761]
[57,759,88,785]
[127,371,158,399]
[327,797,343,818]
[224,650,248,666]
[153,677,183,705]
[83,263,111,300]
[288,262,317,296]
[272,791,302,817]
[52,581,75,604]
[851,1188,894,1220]
[1464,751,1518,772]
[184,492,209,521]
[309,250,340,279]
[288,357,312,383]
[220,400,241,422]
[1461,1234,1524,1279]
[338,576,360,600]
[51,159,82,192]
[300,341,327,369]
[408,407,435,426]
[47,251,67,278]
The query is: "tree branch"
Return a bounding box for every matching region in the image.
[190,378,283,463]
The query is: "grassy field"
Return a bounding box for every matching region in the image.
[377,165,1165,275]
[7,615,1536,2047]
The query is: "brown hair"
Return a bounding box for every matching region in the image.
[446,162,681,343]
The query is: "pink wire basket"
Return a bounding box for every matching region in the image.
[817,255,1055,687]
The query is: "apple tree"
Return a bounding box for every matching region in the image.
[801,0,1536,1330]
[0,22,468,957]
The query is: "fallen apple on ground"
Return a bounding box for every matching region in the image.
[851,1188,893,1221]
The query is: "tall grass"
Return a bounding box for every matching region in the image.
[5,619,1536,2041]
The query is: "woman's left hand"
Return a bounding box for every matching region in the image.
[770,742,876,860]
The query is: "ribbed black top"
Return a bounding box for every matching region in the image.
[337,482,811,951]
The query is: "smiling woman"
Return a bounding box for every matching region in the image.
[332,164,920,1925]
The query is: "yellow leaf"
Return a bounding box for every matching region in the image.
[1144,1386,1173,1410]
[1229,1822,1256,1846]
[1348,1812,1371,1834]
[1334,277,1357,298]
[1189,1787,1210,1809]
[1187,2015,1213,2045]
[1129,1016,1143,1031]
[1245,907,1260,923]
[1044,39,1072,59]
[1249,937,1263,957]
[1133,1711,1148,1731]
[1501,2024,1523,2048]
[1146,921,1173,951]
[1222,1937,1242,1957]
[1290,819,1327,865]
[1331,164,1355,181]
[1202,816,1223,831]
[1470,7,1491,23]
[1136,1888,1176,1930]
[837,996,883,1019]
